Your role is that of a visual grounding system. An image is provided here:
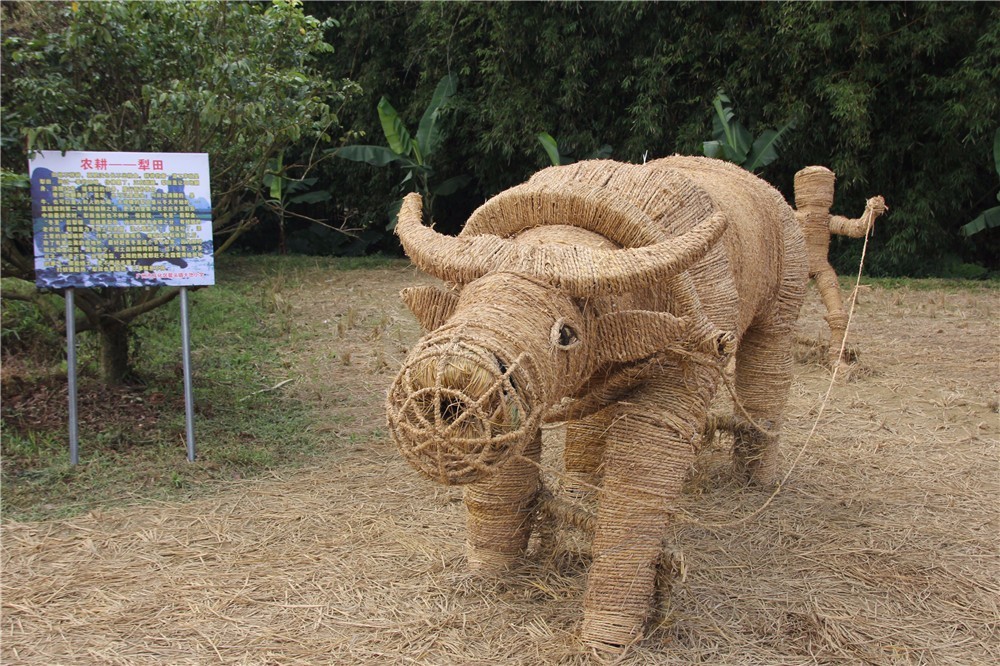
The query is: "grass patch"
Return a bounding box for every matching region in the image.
[1,254,400,521]
[855,275,1000,292]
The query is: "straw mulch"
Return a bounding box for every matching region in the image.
[2,267,997,665]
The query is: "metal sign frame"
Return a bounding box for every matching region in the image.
[30,151,214,464]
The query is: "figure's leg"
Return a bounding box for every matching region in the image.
[563,409,613,497]
[813,264,849,365]
[581,366,718,650]
[464,433,541,571]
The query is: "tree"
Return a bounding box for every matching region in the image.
[1,0,357,383]
[312,2,999,274]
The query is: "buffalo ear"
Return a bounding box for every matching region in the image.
[595,310,737,365]
[401,285,460,332]
[595,310,690,365]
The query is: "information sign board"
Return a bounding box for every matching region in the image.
[29,151,214,288]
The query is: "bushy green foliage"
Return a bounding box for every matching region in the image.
[3,2,995,275]
[0,279,64,362]
[311,1,999,273]
[2,0,353,247]
[0,0,357,382]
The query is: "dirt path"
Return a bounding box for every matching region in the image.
[2,267,998,665]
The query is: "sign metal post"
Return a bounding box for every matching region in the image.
[65,287,80,465]
[180,287,196,461]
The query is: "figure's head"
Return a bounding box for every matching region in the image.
[386,178,729,485]
[794,166,836,210]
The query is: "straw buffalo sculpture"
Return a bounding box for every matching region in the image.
[386,157,808,650]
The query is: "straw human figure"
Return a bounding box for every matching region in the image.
[793,166,886,366]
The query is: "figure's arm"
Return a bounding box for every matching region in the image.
[830,196,887,238]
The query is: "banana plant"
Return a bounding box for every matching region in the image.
[537,132,612,166]
[960,128,1000,237]
[262,151,332,253]
[702,90,795,172]
[335,74,470,229]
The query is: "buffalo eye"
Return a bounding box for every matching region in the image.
[551,318,581,350]
[559,324,579,347]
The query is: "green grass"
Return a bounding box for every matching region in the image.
[1,254,402,521]
[854,275,1000,292]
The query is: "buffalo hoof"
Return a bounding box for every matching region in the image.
[466,544,520,573]
[580,611,644,654]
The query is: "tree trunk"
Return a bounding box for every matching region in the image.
[98,318,132,385]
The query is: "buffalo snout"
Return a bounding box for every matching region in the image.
[387,341,541,485]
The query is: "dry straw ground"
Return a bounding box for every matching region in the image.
[2,264,998,665]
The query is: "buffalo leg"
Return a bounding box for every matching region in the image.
[463,433,541,571]
[563,408,613,496]
[581,368,718,649]
[733,320,796,487]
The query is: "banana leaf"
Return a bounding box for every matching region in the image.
[537,132,561,166]
[961,206,1000,237]
[745,120,796,172]
[416,74,458,159]
[335,145,412,168]
[377,97,414,158]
